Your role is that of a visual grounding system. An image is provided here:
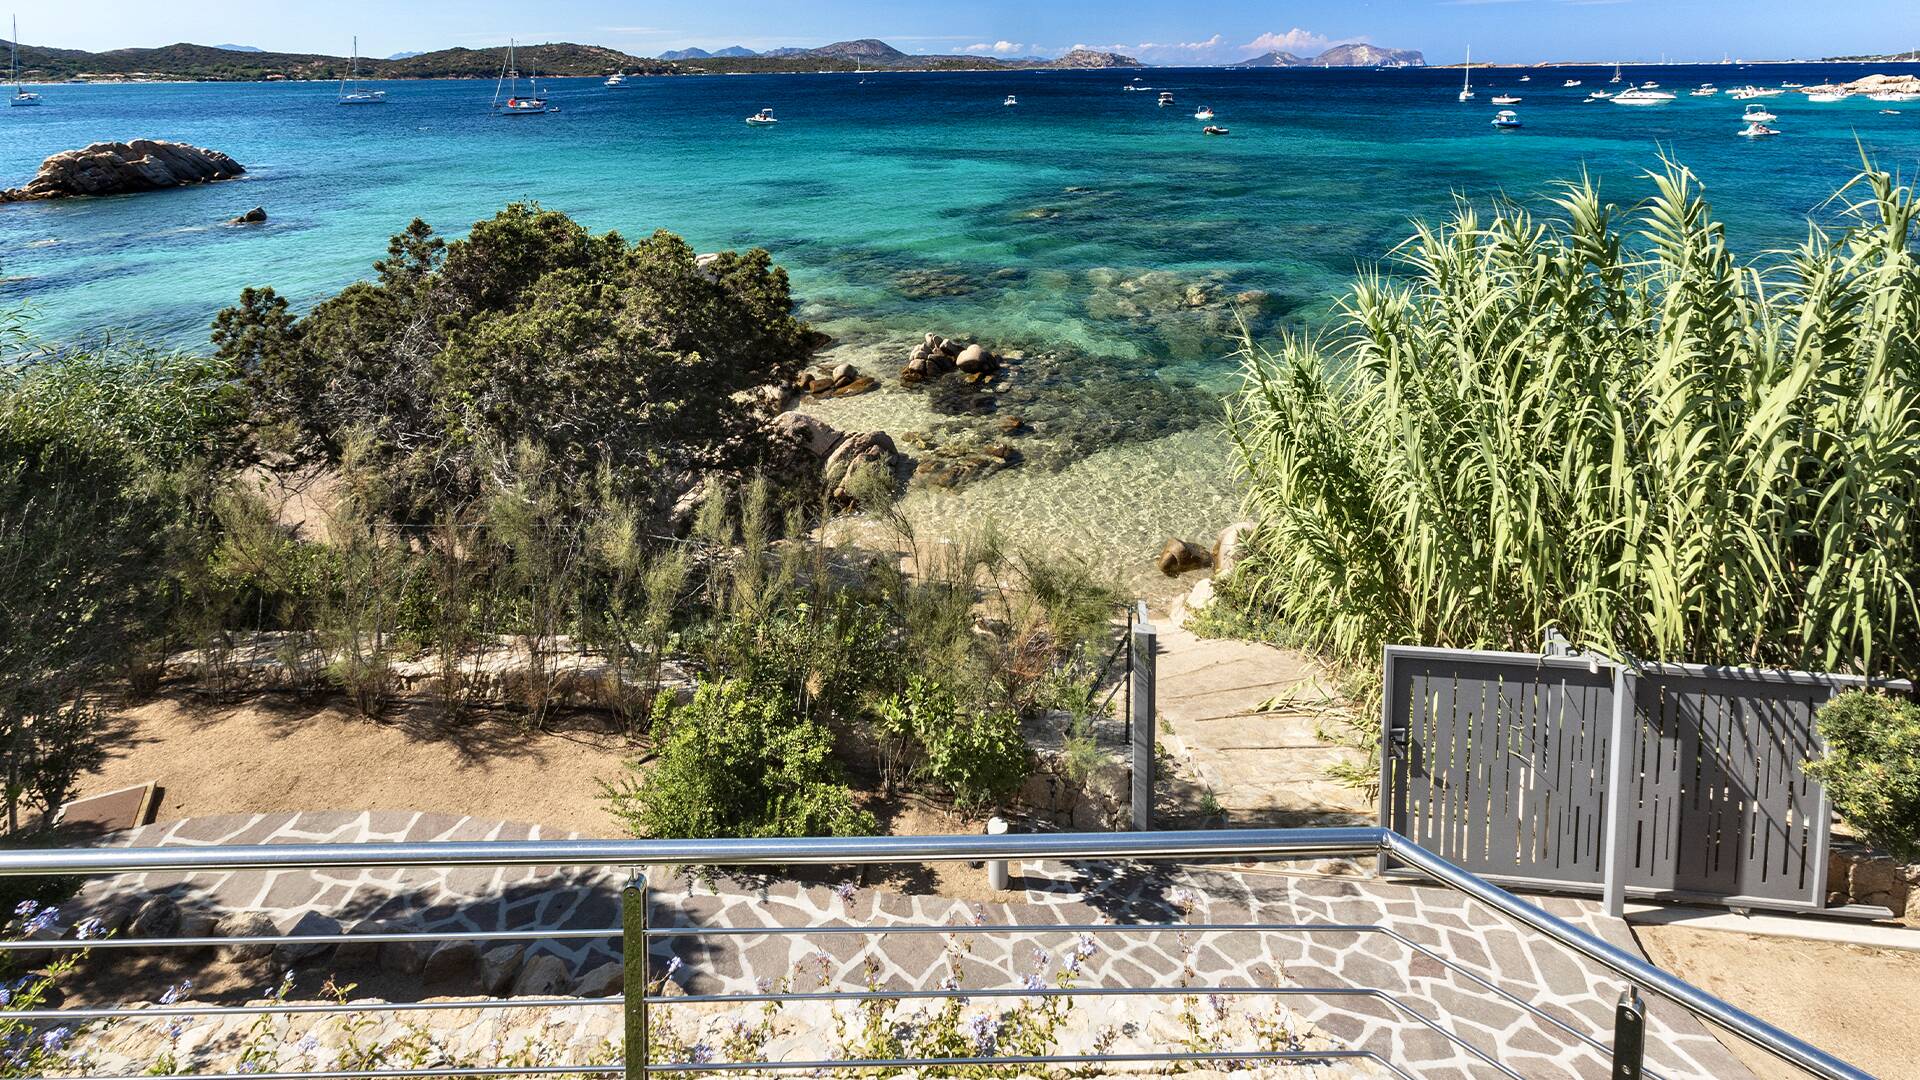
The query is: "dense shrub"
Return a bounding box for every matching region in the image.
[1808,691,1920,860]
[603,678,876,839]
[1228,161,1920,678]
[213,205,817,525]
[878,677,1030,810]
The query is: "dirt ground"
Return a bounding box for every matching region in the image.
[1634,924,1920,1080]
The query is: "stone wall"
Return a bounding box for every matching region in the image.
[1826,841,1920,922]
[1014,747,1130,831]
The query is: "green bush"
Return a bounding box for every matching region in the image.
[1228,160,1920,677]
[603,678,875,839]
[1808,691,1920,861]
[875,676,1032,811]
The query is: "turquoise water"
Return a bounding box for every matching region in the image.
[4,64,1918,581]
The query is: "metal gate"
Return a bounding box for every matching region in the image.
[1380,645,1906,914]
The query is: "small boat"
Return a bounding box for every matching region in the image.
[8,16,39,106]
[1459,46,1475,101]
[745,107,778,125]
[1202,125,1229,136]
[1738,121,1780,138]
[1781,81,1803,88]
[1519,75,1532,82]
[1491,109,1521,128]
[1610,87,1677,106]
[338,36,386,105]
[491,40,553,114]
[1491,93,1522,104]
[1003,94,1017,106]
[1742,103,1777,123]
[1641,81,1660,88]
[1610,64,1622,84]
[605,72,628,87]
[1563,79,1583,87]
[1193,106,1214,120]
[1586,90,1613,101]
[1884,109,1904,115]
[1691,85,1719,97]
[1730,86,1783,99]
[1158,91,1175,107]
[1806,91,1850,103]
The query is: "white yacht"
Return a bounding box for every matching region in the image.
[9,16,41,106]
[1491,109,1521,128]
[1458,47,1474,101]
[1003,94,1017,106]
[1742,103,1777,123]
[1586,90,1613,101]
[1738,120,1781,138]
[1730,86,1783,99]
[1691,84,1719,97]
[1158,90,1175,107]
[1805,90,1850,103]
[337,37,386,105]
[604,72,628,87]
[1610,87,1677,106]
[1519,75,1532,82]
[746,107,778,125]
[1563,79,1583,87]
[1491,92,1522,104]
[1193,106,1214,120]
[491,40,553,114]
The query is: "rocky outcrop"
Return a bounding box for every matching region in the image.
[796,361,876,398]
[1212,521,1257,581]
[2,140,246,202]
[771,412,846,459]
[229,205,267,225]
[903,333,1003,384]
[823,430,901,502]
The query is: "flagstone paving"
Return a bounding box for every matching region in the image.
[55,811,1753,1080]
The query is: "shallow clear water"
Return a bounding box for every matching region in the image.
[4,64,1917,583]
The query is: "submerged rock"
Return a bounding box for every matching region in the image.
[228,206,267,225]
[2,140,246,202]
[1157,538,1212,577]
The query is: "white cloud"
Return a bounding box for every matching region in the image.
[962,40,1027,55]
[1242,29,1334,56]
[1138,34,1225,52]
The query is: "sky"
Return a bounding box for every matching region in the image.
[11,0,1920,65]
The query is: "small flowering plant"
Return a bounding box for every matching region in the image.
[0,900,98,1078]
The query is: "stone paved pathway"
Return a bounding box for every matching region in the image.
[1151,613,1374,828]
[54,812,1753,1080]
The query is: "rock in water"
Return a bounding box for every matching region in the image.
[1,141,246,202]
[229,206,267,225]
[1157,538,1213,577]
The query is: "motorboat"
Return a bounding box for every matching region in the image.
[1741,103,1777,123]
[1691,85,1719,96]
[1805,90,1850,103]
[1491,109,1521,128]
[1563,79,1583,87]
[1003,95,1017,106]
[338,36,387,104]
[1641,81,1660,88]
[745,107,778,124]
[1491,93,1522,104]
[1158,90,1176,106]
[1193,106,1214,120]
[1610,87,1677,106]
[1519,75,1532,82]
[8,17,39,106]
[1202,125,1229,136]
[1586,90,1613,101]
[492,40,553,114]
[1738,121,1780,138]
[1459,46,1474,101]
[1781,81,1803,88]
[1730,86,1782,99]
[605,72,628,87]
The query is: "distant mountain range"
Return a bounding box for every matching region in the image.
[1234,43,1425,68]
[212,44,263,53]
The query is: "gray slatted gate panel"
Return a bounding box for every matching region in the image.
[1382,649,1614,889]
[1623,671,1832,907]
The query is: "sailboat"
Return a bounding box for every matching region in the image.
[1610,63,1622,84]
[492,40,554,115]
[9,16,40,107]
[337,37,386,105]
[1458,47,1474,101]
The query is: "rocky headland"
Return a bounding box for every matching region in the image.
[1,140,245,202]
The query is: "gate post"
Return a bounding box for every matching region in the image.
[1129,611,1157,832]
[1602,662,1636,918]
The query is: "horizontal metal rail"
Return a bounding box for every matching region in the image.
[0,925,620,951]
[0,826,1872,1080]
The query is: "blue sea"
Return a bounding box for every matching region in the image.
[4,64,1918,580]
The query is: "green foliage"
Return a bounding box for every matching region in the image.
[215,204,814,525]
[1809,691,1920,860]
[1229,159,1920,678]
[603,678,876,839]
[876,677,1031,809]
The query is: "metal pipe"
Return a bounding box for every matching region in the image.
[1380,833,1875,1080]
[0,926,620,951]
[3,995,619,1023]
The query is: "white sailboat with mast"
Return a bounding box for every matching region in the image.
[337,36,386,105]
[492,39,554,115]
[10,16,41,107]
[1458,46,1475,101]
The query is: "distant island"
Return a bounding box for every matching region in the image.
[1232,43,1425,68]
[0,36,1143,82]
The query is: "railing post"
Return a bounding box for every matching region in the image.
[1130,610,1157,832]
[623,872,649,1080]
[1612,987,1646,1080]
[1602,661,1636,918]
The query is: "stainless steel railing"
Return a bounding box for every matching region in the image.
[0,827,1876,1080]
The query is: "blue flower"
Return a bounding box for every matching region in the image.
[159,980,192,1005]
[12,901,38,918]
[832,882,858,903]
[74,917,105,941]
[40,1027,71,1052]
[964,1013,1001,1055]
[1022,973,1046,992]
[683,1042,714,1065]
